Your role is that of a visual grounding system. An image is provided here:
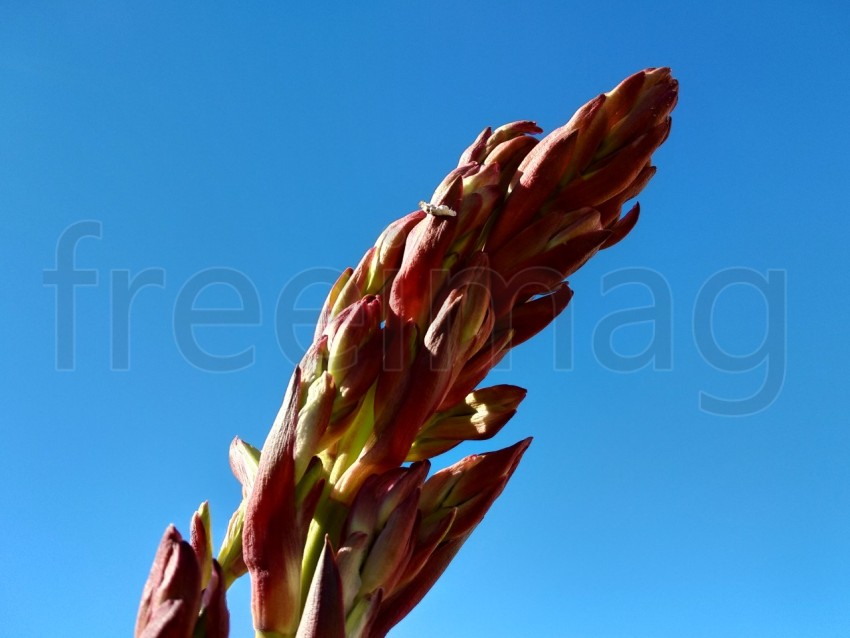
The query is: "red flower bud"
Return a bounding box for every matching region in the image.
[135,525,201,638]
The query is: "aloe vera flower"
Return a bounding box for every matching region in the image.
[136,67,678,638]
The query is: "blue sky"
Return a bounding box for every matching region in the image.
[2,2,849,636]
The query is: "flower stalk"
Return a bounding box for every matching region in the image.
[136,67,678,637]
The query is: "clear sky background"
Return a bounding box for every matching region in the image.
[2,2,849,637]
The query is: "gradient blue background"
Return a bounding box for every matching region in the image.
[3,2,849,636]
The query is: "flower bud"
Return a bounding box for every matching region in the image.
[135,525,201,638]
[600,202,641,249]
[487,129,578,250]
[365,211,426,297]
[389,223,452,326]
[419,438,531,534]
[324,296,383,418]
[294,371,335,480]
[244,369,302,636]
[217,505,246,588]
[483,134,540,191]
[436,328,513,410]
[373,439,531,637]
[359,490,419,594]
[598,67,678,157]
[552,118,671,207]
[407,385,526,461]
[344,590,383,638]
[457,126,491,166]
[228,437,261,499]
[315,267,353,339]
[195,561,230,638]
[296,537,345,638]
[499,282,574,348]
[336,532,370,611]
[190,501,212,590]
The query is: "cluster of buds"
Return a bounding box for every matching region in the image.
[136,67,678,637]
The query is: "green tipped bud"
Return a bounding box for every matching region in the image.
[408,384,527,461]
[294,371,335,480]
[217,504,246,588]
[324,296,383,418]
[228,437,261,499]
[190,501,213,590]
[315,268,353,339]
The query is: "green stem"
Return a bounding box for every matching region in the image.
[299,385,378,605]
[299,492,347,606]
